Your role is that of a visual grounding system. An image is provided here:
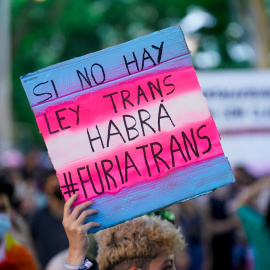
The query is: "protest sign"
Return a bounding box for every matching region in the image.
[21,25,234,233]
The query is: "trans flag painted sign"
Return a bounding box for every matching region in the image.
[21,25,234,233]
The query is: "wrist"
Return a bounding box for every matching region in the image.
[66,248,86,266]
[65,259,93,270]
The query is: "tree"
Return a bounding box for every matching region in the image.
[11,0,270,148]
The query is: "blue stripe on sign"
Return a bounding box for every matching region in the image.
[32,55,192,114]
[21,25,189,107]
[84,155,234,233]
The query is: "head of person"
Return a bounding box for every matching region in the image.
[43,170,64,202]
[233,166,256,192]
[0,174,13,240]
[95,215,185,270]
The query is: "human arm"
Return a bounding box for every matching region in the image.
[62,193,101,266]
[232,177,270,211]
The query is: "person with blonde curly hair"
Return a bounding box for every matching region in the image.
[63,193,185,270]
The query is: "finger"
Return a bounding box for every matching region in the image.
[75,209,99,225]
[70,200,93,221]
[82,221,102,232]
[63,193,79,219]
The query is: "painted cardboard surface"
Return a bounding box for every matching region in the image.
[21,25,234,233]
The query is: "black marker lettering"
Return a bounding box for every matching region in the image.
[101,160,117,190]
[158,102,175,131]
[77,167,89,198]
[123,115,139,141]
[61,172,79,197]
[91,63,106,85]
[124,151,141,182]
[148,79,163,100]
[163,75,175,96]
[137,85,148,105]
[115,155,124,184]
[87,126,105,152]
[141,48,156,70]
[33,81,52,104]
[136,144,151,177]
[76,68,92,89]
[86,165,104,195]
[44,113,59,134]
[68,105,80,125]
[51,80,59,97]
[150,142,170,173]
[94,163,106,194]
[103,92,118,113]
[120,90,134,109]
[55,108,71,130]
[123,52,139,75]
[107,120,126,148]
[182,129,199,160]
[138,109,156,136]
[152,41,164,63]
[197,125,212,154]
[170,135,187,167]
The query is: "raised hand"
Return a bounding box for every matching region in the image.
[62,193,101,266]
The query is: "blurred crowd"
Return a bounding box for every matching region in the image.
[0,148,270,270]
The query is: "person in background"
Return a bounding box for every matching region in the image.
[204,186,239,270]
[63,193,186,270]
[233,176,270,270]
[29,171,69,269]
[45,234,99,270]
[172,199,206,270]
[0,174,37,270]
[0,149,48,218]
[21,148,41,180]
[233,167,256,194]
[19,149,48,218]
[148,208,191,270]
[0,168,37,256]
[47,208,185,270]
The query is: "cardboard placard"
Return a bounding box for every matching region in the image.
[21,25,234,233]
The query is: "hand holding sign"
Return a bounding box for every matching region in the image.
[21,25,234,233]
[63,193,100,266]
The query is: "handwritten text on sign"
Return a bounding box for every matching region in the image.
[21,26,233,232]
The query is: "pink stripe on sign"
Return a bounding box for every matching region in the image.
[20,25,234,232]
[57,117,223,205]
[45,90,211,169]
[36,66,199,140]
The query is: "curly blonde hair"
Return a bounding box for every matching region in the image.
[95,215,185,270]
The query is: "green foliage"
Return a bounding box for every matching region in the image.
[11,0,251,147]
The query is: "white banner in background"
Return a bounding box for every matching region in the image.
[198,70,270,133]
[197,70,270,176]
